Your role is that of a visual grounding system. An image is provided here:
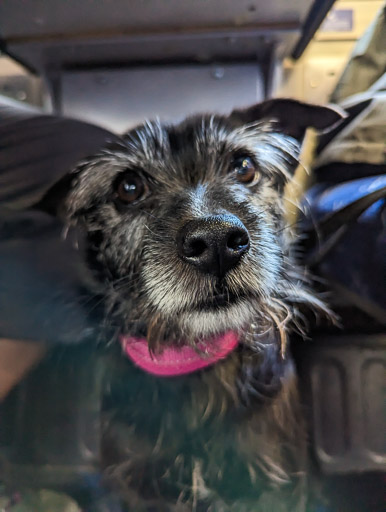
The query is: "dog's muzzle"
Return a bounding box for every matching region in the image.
[177,214,250,278]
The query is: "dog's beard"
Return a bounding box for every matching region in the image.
[139,281,267,345]
[179,299,257,339]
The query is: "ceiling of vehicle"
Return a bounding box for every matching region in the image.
[0,0,335,75]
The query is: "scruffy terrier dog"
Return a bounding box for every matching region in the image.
[44,99,343,511]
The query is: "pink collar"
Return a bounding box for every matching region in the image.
[120,331,239,377]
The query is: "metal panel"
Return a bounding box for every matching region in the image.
[5,30,298,71]
[0,0,311,38]
[299,334,386,474]
[61,64,264,132]
[0,1,329,76]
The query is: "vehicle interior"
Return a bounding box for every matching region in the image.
[0,1,385,511]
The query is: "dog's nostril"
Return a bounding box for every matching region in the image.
[183,237,207,258]
[227,230,250,251]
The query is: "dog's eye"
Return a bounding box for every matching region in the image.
[116,172,147,204]
[232,156,258,184]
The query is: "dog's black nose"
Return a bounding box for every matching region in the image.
[177,214,250,277]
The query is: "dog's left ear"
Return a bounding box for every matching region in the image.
[230,98,346,144]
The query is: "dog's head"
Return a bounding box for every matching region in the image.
[42,99,343,374]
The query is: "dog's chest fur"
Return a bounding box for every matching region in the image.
[101,342,306,511]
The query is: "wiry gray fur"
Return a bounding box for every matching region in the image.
[54,107,336,511]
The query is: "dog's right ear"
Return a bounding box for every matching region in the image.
[229,98,347,144]
[36,168,84,217]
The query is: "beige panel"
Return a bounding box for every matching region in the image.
[316,0,385,41]
[275,0,384,103]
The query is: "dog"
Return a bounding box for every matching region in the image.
[41,98,344,511]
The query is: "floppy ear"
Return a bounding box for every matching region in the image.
[230,98,347,144]
[37,171,83,217]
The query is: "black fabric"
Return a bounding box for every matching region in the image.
[0,105,120,210]
[0,207,104,344]
[302,174,386,327]
[0,104,119,344]
[312,162,385,185]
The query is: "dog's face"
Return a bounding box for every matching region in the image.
[51,99,343,352]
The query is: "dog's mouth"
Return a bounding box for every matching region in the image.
[195,289,250,310]
[120,331,239,377]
